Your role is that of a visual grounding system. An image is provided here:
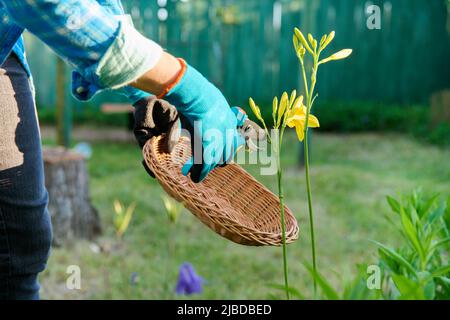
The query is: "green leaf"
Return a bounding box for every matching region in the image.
[423,280,436,300]
[420,193,440,219]
[371,241,417,277]
[430,237,450,252]
[443,196,450,233]
[429,265,450,279]
[304,263,340,300]
[435,276,450,299]
[391,274,425,300]
[427,203,446,226]
[343,276,376,300]
[417,272,436,300]
[437,276,450,289]
[400,206,426,262]
[387,195,401,214]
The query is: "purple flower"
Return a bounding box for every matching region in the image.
[175,262,205,295]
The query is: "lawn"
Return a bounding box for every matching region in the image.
[39,131,450,299]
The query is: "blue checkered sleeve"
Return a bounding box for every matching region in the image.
[2,0,162,90]
[71,0,151,103]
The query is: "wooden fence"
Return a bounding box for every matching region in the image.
[24,0,450,110]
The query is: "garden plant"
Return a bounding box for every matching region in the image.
[249,27,352,299]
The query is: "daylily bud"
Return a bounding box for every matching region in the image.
[319,34,327,48]
[272,96,278,124]
[294,28,313,55]
[293,35,306,60]
[277,92,289,128]
[249,97,263,122]
[322,31,335,49]
[299,47,306,57]
[308,33,315,47]
[293,35,300,52]
[319,48,353,64]
[289,90,297,108]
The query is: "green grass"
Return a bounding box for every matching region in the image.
[39,132,450,299]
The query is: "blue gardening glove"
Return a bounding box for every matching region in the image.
[162,60,245,183]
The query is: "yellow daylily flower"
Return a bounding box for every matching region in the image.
[286,101,320,141]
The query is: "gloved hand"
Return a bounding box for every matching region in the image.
[161,59,245,182]
[133,96,247,182]
[133,97,179,178]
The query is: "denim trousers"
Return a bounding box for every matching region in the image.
[0,54,52,300]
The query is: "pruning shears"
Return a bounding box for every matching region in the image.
[232,107,267,152]
[165,107,266,153]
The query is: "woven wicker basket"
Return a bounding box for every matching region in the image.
[143,134,299,246]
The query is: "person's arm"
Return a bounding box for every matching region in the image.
[130,52,182,96]
[4,0,243,182]
[70,0,178,103]
[3,0,165,91]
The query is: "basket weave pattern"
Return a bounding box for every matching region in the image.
[143,134,299,246]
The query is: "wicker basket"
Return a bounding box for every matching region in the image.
[143,134,299,246]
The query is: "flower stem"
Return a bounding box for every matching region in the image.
[303,129,317,298]
[300,51,319,298]
[276,129,290,300]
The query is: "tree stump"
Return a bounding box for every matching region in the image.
[43,147,101,246]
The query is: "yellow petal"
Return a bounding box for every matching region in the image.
[295,123,305,141]
[293,96,304,110]
[306,114,320,128]
[285,98,304,126]
[286,116,300,128]
[292,114,306,121]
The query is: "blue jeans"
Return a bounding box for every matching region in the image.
[0,54,52,300]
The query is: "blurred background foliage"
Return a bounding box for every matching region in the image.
[26,0,450,145]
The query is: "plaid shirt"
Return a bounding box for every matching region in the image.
[0,0,160,101]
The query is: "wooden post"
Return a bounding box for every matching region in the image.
[55,57,71,147]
